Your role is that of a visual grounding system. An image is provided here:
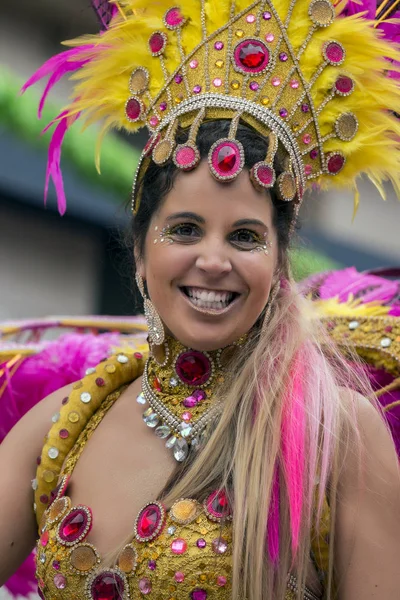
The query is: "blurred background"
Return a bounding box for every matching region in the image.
[1,0,399,323]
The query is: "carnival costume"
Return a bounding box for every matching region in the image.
[2,0,400,597]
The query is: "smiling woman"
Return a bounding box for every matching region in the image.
[2,1,400,600]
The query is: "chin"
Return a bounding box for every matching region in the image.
[169,323,246,352]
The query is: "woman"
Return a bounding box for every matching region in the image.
[1,0,400,598]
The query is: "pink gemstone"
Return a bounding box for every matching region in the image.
[191,589,207,600]
[196,538,206,548]
[193,389,206,401]
[149,116,159,127]
[217,576,227,587]
[175,571,185,582]
[137,504,163,540]
[206,490,232,519]
[272,77,281,86]
[386,326,393,332]
[53,574,66,590]
[40,531,49,547]
[335,75,353,95]
[95,378,105,387]
[165,7,184,28]
[159,102,167,111]
[238,41,269,71]
[182,412,192,421]
[249,81,259,91]
[171,538,188,554]
[256,164,274,185]
[263,11,272,19]
[40,494,49,505]
[183,395,198,408]
[138,578,152,594]
[52,560,60,570]
[301,103,309,112]
[290,79,299,89]
[214,41,224,50]
[310,149,318,159]
[279,108,288,118]
[59,508,90,544]
[59,429,69,439]
[212,537,228,554]
[126,98,142,121]
[62,396,69,405]
[190,60,199,69]
[134,352,143,359]
[176,146,197,169]
[148,560,157,571]
[174,74,183,84]
[149,32,166,55]
[266,33,275,42]
[90,572,125,600]
[303,134,311,144]
[305,164,313,175]
[213,78,222,87]
[176,351,211,386]
[36,456,42,465]
[325,41,345,64]
[193,85,202,94]
[327,153,345,174]
[279,52,288,61]
[246,14,256,23]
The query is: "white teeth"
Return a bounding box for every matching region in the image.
[185,287,233,303]
[190,297,230,310]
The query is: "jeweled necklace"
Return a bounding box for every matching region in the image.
[137,337,239,462]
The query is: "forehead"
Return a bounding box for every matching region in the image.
[157,160,274,225]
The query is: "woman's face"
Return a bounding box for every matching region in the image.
[137,160,279,351]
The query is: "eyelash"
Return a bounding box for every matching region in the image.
[163,223,265,250]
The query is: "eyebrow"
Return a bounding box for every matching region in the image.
[233,218,268,230]
[166,212,205,224]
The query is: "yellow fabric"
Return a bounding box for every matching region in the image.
[34,351,330,599]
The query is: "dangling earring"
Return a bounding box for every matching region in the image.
[261,281,281,334]
[135,273,165,346]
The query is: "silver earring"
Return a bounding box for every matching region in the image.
[135,273,165,345]
[261,281,281,334]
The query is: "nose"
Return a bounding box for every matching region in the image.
[195,239,233,276]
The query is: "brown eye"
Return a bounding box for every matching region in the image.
[169,223,201,240]
[230,229,262,248]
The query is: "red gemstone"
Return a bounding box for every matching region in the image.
[335,75,354,95]
[149,32,166,55]
[256,164,274,186]
[165,7,184,28]
[153,377,162,392]
[59,508,90,544]
[206,490,232,519]
[325,41,345,64]
[40,531,49,547]
[239,41,267,68]
[126,98,142,122]
[327,153,345,174]
[175,351,211,386]
[217,146,237,172]
[136,503,164,541]
[90,571,125,600]
[95,378,105,387]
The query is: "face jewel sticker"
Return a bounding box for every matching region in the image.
[208,139,245,182]
[233,38,270,75]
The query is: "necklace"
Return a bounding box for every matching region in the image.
[136,337,236,462]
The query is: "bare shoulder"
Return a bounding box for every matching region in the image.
[0,382,76,584]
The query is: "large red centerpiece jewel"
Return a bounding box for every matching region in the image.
[88,570,125,600]
[135,502,166,542]
[175,350,212,386]
[209,139,245,182]
[233,39,270,74]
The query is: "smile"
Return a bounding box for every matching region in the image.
[179,286,240,315]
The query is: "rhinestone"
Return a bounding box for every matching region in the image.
[335,75,354,95]
[85,367,96,375]
[190,60,198,69]
[266,33,275,42]
[171,538,188,554]
[165,6,184,28]
[48,447,59,460]
[174,74,183,84]
[171,499,198,523]
[212,537,228,554]
[310,149,319,159]
[231,80,240,90]
[217,576,227,587]
[279,108,288,118]
[80,392,91,404]
[126,97,142,121]
[53,574,66,589]
[301,103,310,113]
[279,52,288,61]
[324,41,345,64]
[59,508,90,544]
[213,78,222,87]
[175,571,185,582]
[139,577,152,594]
[148,559,156,571]
[261,96,270,105]
[191,589,207,600]
[166,436,177,449]
[249,81,259,91]
[40,553,46,563]
[214,41,224,50]
[349,321,359,330]
[290,79,300,89]
[168,525,176,535]
[52,412,60,423]
[303,134,311,144]
[235,29,244,37]
[263,11,272,19]
[136,393,146,405]
[149,32,166,55]
[159,102,167,111]
[173,438,189,462]
[327,152,345,174]
[381,337,392,348]
[117,354,129,364]
[305,164,313,175]
[32,478,38,490]
[178,422,192,438]
[143,411,160,428]
[193,85,202,94]
[197,538,206,548]
[272,77,281,86]
[215,59,224,68]
[52,560,60,570]
[149,115,159,127]
[155,425,171,438]
[169,377,178,387]
[136,503,164,541]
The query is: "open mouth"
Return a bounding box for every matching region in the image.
[180,286,240,312]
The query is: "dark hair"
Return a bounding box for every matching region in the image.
[132,119,296,273]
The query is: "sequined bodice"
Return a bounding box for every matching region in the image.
[33,350,329,600]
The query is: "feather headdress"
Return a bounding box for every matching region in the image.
[23,0,400,221]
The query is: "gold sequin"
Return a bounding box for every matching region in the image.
[335,113,358,141]
[235,29,244,37]
[105,364,116,374]
[117,544,138,574]
[129,67,149,94]
[230,80,240,90]
[309,0,335,26]
[43,470,55,483]
[153,139,174,165]
[215,59,224,68]
[261,96,270,106]
[48,497,70,524]
[170,499,200,524]
[70,544,99,573]
[68,411,80,423]
[278,172,296,201]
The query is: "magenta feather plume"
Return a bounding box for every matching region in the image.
[91,0,118,30]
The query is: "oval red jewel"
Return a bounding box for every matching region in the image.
[136,503,164,541]
[335,75,354,95]
[90,571,125,600]
[324,41,345,64]
[217,146,237,172]
[59,507,91,544]
[234,39,269,73]
[256,163,274,186]
[327,153,345,174]
[149,32,166,55]
[125,98,142,122]
[175,351,211,386]
[95,378,105,387]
